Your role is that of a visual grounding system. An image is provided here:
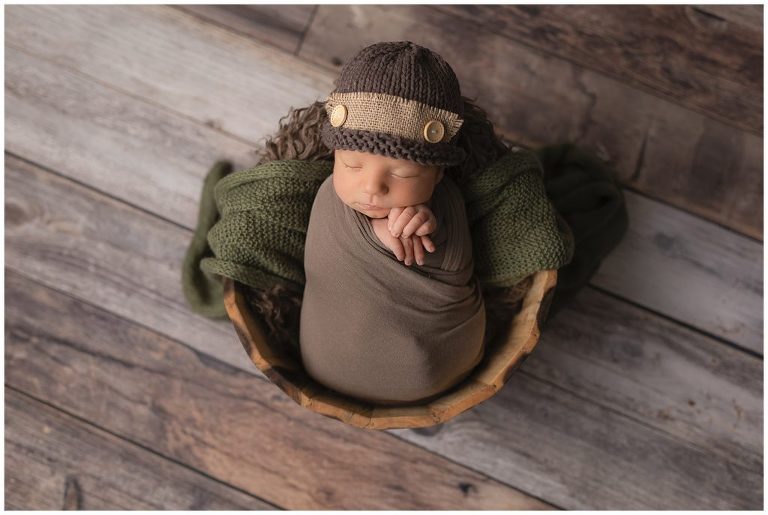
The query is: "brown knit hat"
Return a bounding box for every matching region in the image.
[321,41,467,167]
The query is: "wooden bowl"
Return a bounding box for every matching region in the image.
[223,269,557,430]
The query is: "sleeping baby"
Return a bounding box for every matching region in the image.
[299,41,486,405]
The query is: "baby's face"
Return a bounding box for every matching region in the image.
[332,149,444,218]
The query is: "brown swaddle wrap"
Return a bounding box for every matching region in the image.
[300,174,486,405]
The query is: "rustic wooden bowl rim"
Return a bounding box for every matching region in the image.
[223,269,557,430]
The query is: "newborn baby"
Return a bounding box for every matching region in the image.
[299,148,486,405]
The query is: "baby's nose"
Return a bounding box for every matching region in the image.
[362,176,388,195]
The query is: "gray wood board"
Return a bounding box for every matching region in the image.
[4,17,762,353]
[4,271,552,510]
[5,4,762,239]
[298,5,763,240]
[5,155,762,509]
[5,388,277,510]
[592,192,762,354]
[176,5,314,54]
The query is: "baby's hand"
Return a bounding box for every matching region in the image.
[388,204,437,242]
[371,218,433,266]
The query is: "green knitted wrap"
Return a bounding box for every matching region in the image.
[463,149,573,287]
[185,147,575,316]
[201,160,333,292]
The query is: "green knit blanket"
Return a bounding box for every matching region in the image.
[183,147,585,318]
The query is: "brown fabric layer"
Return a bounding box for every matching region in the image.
[300,175,486,405]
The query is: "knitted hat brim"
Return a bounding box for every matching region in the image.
[321,120,466,168]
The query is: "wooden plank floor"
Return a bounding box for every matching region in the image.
[4,5,763,510]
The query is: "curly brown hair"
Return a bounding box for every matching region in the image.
[247,96,530,359]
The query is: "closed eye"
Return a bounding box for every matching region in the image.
[340,159,361,169]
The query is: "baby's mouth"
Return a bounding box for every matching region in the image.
[357,202,385,210]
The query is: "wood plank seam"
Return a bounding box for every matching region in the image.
[5,41,259,151]
[5,383,282,510]
[4,150,195,235]
[618,183,764,246]
[518,370,762,475]
[294,5,319,56]
[589,283,763,360]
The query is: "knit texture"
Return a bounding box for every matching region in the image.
[463,148,574,287]
[322,41,466,166]
[321,123,466,167]
[537,143,629,315]
[199,160,332,293]
[335,41,463,114]
[184,147,573,318]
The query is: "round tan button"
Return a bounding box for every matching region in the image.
[330,104,348,127]
[423,120,445,143]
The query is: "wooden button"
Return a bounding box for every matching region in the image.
[330,104,348,127]
[423,120,445,143]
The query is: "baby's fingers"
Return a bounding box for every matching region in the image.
[401,235,414,266]
[389,236,405,261]
[412,235,426,266]
[420,235,436,253]
[414,210,437,236]
[388,207,404,233]
[391,206,417,237]
[401,212,430,238]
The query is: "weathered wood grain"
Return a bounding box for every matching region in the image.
[4,271,553,510]
[175,5,315,54]
[391,367,761,510]
[592,192,763,354]
[533,287,763,471]
[6,4,762,239]
[298,5,763,239]
[5,5,333,152]
[4,20,762,352]
[4,59,257,230]
[5,388,276,510]
[6,274,762,509]
[3,152,252,375]
[432,5,762,135]
[5,156,762,509]
[695,4,763,31]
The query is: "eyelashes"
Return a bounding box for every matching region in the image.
[341,161,416,178]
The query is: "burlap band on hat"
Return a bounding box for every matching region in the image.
[324,91,464,143]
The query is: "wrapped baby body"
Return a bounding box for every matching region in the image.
[300,174,486,405]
